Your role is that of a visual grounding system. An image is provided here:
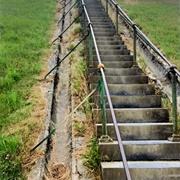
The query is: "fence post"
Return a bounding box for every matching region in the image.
[168,65,180,141]
[83,9,86,35]
[99,78,107,136]
[115,4,118,34]
[106,0,108,15]
[89,31,93,66]
[98,76,113,143]
[132,24,137,64]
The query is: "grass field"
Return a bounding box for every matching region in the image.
[116,0,180,69]
[0,0,58,178]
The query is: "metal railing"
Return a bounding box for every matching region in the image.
[80,0,132,179]
[105,0,180,138]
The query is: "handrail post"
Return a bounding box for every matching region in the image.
[168,65,180,141]
[115,4,118,34]
[89,31,93,66]
[132,24,137,64]
[98,71,113,143]
[106,0,108,15]
[83,9,86,35]
[99,78,107,136]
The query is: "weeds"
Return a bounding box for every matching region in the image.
[68,44,75,51]
[81,138,101,175]
[72,24,82,36]
[137,57,147,72]
[73,121,85,136]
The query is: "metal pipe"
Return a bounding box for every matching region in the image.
[89,32,93,66]
[100,68,132,180]
[106,0,108,15]
[100,79,107,135]
[115,4,118,34]
[170,66,178,133]
[132,24,137,63]
[109,0,174,68]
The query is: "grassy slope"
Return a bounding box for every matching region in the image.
[0,0,57,178]
[117,0,180,68]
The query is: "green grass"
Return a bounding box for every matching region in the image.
[116,0,180,69]
[0,0,58,178]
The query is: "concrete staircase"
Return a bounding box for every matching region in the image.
[84,0,180,179]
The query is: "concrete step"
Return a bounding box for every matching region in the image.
[90,19,110,23]
[90,17,108,20]
[96,123,173,140]
[103,108,169,123]
[95,36,122,42]
[99,140,180,161]
[87,61,134,68]
[93,49,130,55]
[93,27,116,33]
[94,31,116,36]
[89,75,148,84]
[95,44,127,50]
[101,161,180,180]
[92,95,161,108]
[93,24,115,29]
[88,68,142,76]
[92,55,133,62]
[96,40,124,46]
[90,84,155,95]
[91,21,112,26]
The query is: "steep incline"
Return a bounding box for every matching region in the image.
[84,0,180,179]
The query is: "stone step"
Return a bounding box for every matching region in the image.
[101,108,169,123]
[93,24,115,29]
[95,45,127,50]
[93,49,130,55]
[93,29,116,34]
[96,123,173,140]
[92,95,161,108]
[101,161,180,180]
[91,21,112,26]
[87,61,134,68]
[88,68,142,76]
[89,75,148,84]
[90,16,108,20]
[90,84,155,95]
[90,19,110,23]
[95,36,122,41]
[92,55,133,62]
[99,140,180,161]
[94,31,116,36]
[93,27,116,33]
[96,40,124,46]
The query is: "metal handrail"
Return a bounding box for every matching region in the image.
[106,0,180,137]
[81,0,132,179]
[109,0,179,74]
[52,11,83,44]
[58,0,78,24]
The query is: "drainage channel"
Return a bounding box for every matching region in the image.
[44,1,72,179]
[28,0,96,179]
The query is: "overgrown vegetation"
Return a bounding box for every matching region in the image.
[117,0,180,69]
[70,20,101,177]
[0,0,58,178]
[81,138,102,175]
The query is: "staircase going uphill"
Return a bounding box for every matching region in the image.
[84,0,180,179]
